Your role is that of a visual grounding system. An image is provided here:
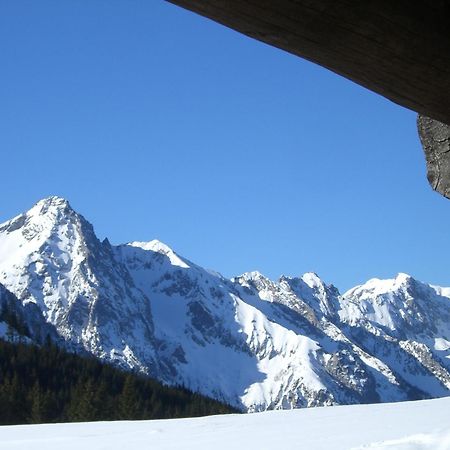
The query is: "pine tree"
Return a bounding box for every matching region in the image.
[8,374,26,424]
[29,382,45,423]
[0,338,237,425]
[0,378,13,423]
[93,380,111,421]
[118,375,141,420]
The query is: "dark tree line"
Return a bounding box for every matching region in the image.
[0,339,237,425]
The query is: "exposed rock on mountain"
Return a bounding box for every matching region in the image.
[0,197,449,411]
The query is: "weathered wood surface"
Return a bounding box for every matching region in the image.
[167,0,450,125]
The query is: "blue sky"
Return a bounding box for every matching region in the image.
[1,1,449,291]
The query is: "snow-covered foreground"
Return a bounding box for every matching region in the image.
[1,397,450,450]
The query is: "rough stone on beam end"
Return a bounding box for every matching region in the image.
[418,115,450,200]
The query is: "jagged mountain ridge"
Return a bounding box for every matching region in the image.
[0,196,449,411]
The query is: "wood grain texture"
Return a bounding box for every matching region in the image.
[167,0,450,125]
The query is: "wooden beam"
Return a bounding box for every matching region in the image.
[167,0,450,125]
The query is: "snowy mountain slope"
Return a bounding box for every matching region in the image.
[0,282,58,343]
[340,274,450,397]
[116,243,412,410]
[0,197,158,373]
[0,197,449,412]
[1,397,449,450]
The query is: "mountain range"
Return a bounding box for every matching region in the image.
[0,196,449,412]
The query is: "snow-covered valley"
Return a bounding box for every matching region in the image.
[1,196,450,412]
[1,397,449,450]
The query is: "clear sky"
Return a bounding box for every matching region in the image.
[1,1,449,292]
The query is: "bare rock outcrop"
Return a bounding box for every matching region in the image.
[418,115,450,199]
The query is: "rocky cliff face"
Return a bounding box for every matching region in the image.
[0,197,157,372]
[418,115,450,199]
[1,197,449,411]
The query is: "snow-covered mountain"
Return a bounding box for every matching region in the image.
[0,197,157,371]
[0,196,449,411]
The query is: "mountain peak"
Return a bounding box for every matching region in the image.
[344,273,414,299]
[0,196,97,262]
[31,196,73,215]
[301,272,325,288]
[16,196,76,224]
[395,272,412,283]
[24,196,84,230]
[129,239,172,253]
[235,271,272,285]
[36,196,70,207]
[0,197,73,236]
[240,270,266,280]
[127,240,190,268]
[2,197,450,412]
